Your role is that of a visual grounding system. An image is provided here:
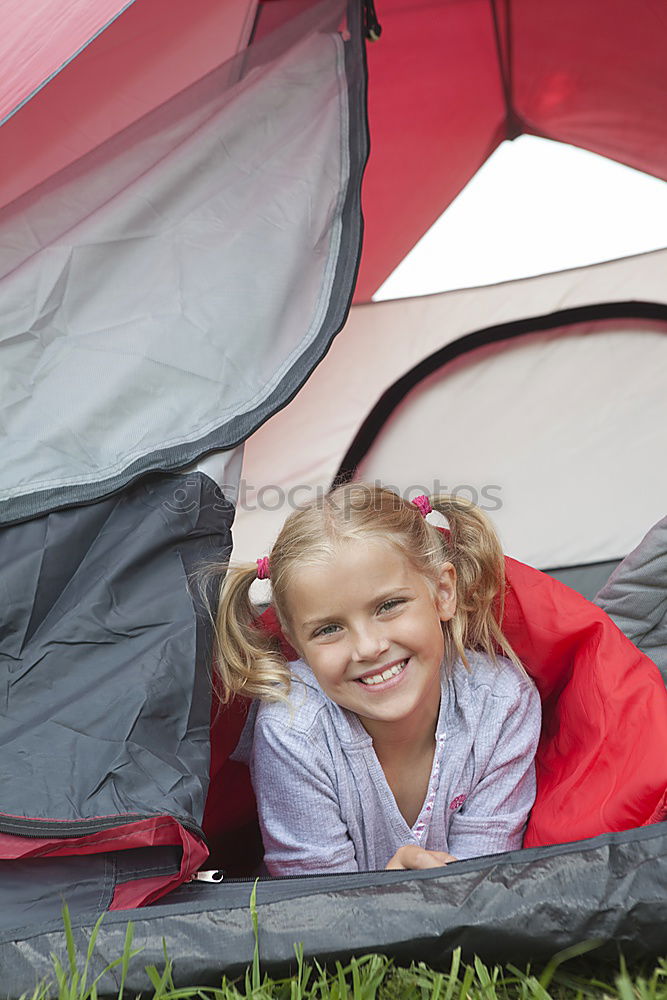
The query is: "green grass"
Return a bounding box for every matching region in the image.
[15,895,667,1000]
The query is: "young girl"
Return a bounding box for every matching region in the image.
[213,483,542,875]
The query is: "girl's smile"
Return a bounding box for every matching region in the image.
[355,657,409,686]
[287,538,457,745]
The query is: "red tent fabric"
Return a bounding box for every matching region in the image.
[356,0,667,299]
[5,1,667,296]
[501,558,667,846]
[0,0,256,210]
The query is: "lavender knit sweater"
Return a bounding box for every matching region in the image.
[234,652,541,875]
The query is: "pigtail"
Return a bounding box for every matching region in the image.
[429,495,522,672]
[203,563,292,704]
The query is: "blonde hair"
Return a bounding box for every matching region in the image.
[209,483,520,703]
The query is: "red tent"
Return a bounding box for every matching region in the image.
[2,1,667,991]
[4,1,667,295]
[357,0,667,299]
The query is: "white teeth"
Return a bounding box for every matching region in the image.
[358,660,407,685]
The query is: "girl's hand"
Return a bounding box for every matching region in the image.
[385,845,457,870]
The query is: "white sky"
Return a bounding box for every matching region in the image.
[374,135,667,301]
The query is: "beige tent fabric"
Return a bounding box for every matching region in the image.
[232,249,667,569]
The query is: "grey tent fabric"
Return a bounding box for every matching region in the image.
[0,848,182,932]
[545,560,621,601]
[0,471,235,906]
[0,473,228,825]
[2,824,667,995]
[595,515,667,681]
[0,0,367,525]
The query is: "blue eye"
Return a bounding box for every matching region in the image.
[314,623,340,638]
[379,599,404,614]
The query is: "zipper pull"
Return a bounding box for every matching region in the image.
[191,869,225,882]
[363,0,382,42]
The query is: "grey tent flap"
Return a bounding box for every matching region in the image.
[596,515,667,681]
[0,471,235,905]
[0,0,367,525]
[0,474,232,825]
[2,824,667,995]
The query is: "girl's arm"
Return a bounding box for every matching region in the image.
[447,674,542,860]
[250,715,358,875]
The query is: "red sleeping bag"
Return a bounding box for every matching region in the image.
[204,557,667,864]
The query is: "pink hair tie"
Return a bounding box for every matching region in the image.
[412,495,432,518]
[256,556,271,580]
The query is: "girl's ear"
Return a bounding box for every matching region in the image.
[435,562,457,622]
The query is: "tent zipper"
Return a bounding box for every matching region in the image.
[192,868,381,883]
[362,0,382,41]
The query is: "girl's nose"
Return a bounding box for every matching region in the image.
[350,625,390,662]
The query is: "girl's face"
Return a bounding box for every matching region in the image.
[286,538,456,746]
